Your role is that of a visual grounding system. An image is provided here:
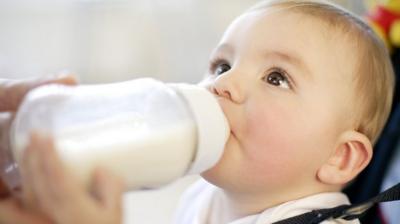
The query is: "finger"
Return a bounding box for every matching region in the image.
[21,132,63,214]
[0,198,52,224]
[22,132,70,221]
[91,167,124,210]
[0,74,78,112]
[25,133,65,213]
[26,133,89,221]
[29,133,104,224]
[33,134,80,201]
[19,135,36,208]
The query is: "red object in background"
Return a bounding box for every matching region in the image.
[368,5,400,34]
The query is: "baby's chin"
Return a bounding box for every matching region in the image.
[200,167,214,180]
[199,163,230,189]
[200,167,220,185]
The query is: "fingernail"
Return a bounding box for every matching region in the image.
[58,71,79,84]
[56,70,72,78]
[30,131,48,144]
[42,72,70,80]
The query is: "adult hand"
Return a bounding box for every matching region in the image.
[0,75,78,224]
[0,197,53,224]
[0,75,77,196]
[20,133,124,224]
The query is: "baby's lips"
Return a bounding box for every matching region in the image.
[215,96,232,117]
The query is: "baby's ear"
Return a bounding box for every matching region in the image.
[317,130,373,186]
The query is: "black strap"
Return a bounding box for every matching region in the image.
[272,182,400,224]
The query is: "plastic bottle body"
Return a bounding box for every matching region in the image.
[9,78,201,191]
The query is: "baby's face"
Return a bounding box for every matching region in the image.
[200,9,358,195]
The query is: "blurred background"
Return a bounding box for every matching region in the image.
[0,0,367,84]
[0,0,371,223]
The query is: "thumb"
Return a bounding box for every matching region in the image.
[90,167,124,210]
[0,74,78,112]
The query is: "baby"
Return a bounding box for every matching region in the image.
[174,0,394,223]
[1,0,395,224]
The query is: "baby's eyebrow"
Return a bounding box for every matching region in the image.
[210,43,234,58]
[265,50,312,80]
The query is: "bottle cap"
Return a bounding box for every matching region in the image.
[169,83,230,175]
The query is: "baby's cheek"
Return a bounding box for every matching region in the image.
[243,109,307,177]
[245,108,291,151]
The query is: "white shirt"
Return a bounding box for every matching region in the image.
[174,179,360,224]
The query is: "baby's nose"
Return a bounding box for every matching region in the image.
[212,73,246,104]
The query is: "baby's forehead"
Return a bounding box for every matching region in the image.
[241,8,349,38]
[232,9,360,71]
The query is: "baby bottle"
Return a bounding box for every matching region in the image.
[0,78,229,193]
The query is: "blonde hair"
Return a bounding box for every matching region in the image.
[248,0,395,144]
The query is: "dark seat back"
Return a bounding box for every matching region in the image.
[343,50,400,224]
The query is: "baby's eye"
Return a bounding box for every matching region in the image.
[214,63,231,75]
[264,70,291,89]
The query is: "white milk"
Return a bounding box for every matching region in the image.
[15,114,197,191]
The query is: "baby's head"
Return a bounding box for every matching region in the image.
[200,0,395,204]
